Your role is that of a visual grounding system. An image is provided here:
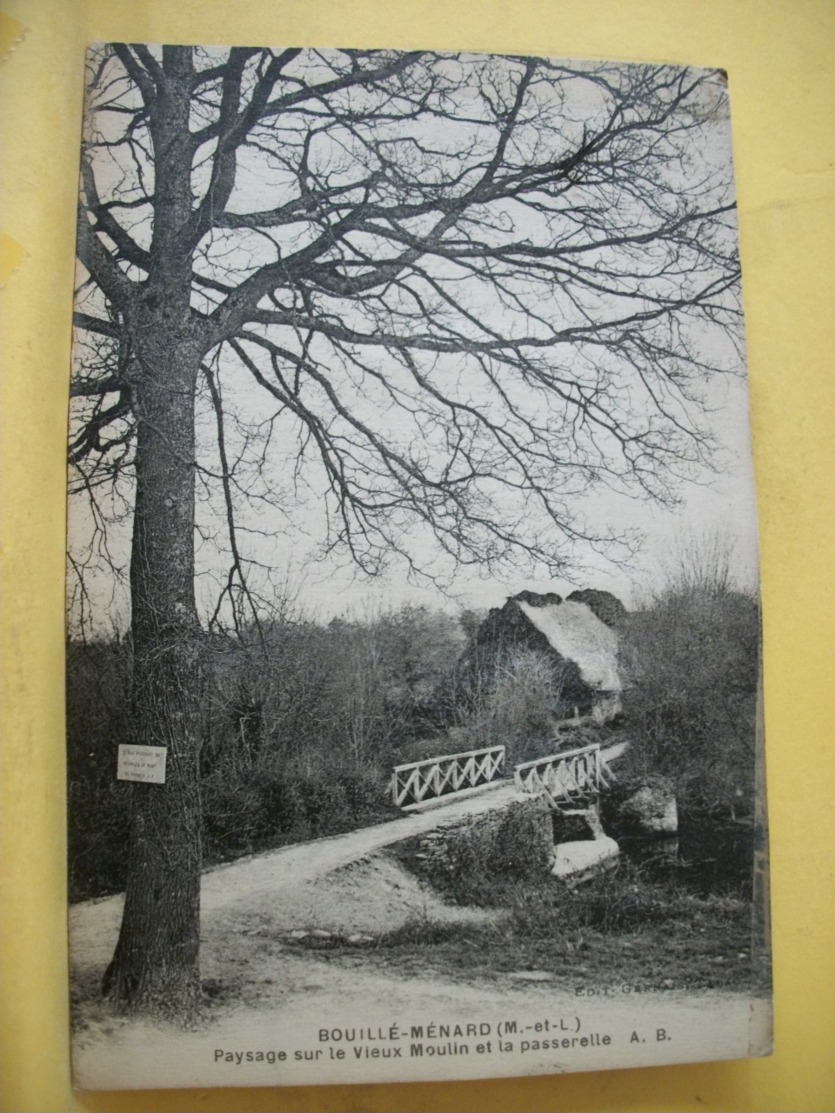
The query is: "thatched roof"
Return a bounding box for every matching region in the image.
[566,588,627,628]
[514,597,621,693]
[446,589,626,726]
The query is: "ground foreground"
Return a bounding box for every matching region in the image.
[69,791,771,1090]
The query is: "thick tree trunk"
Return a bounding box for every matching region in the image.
[103,333,205,1016]
[103,48,209,1015]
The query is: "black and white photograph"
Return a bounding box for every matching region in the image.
[66,44,771,1089]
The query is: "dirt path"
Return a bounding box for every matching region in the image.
[70,782,519,971]
[69,779,771,1090]
[71,748,630,960]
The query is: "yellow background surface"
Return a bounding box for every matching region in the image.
[1,2,833,1110]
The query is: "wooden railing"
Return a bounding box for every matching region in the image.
[513,743,609,805]
[391,745,506,810]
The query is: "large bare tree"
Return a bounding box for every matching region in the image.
[69,45,742,1014]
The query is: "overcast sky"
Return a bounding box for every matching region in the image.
[240,370,760,622]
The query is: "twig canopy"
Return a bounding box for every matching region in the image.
[71,47,741,632]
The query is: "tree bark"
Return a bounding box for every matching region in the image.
[102,49,209,1014]
[103,332,205,1016]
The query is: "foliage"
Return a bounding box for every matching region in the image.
[202,757,391,861]
[400,802,554,909]
[385,843,764,993]
[66,641,132,901]
[69,717,394,900]
[620,578,760,817]
[201,605,464,769]
[504,858,751,937]
[67,604,461,899]
[446,647,567,765]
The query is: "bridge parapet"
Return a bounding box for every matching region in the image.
[513,743,612,808]
[391,745,506,810]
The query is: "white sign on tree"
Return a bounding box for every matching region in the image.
[117,744,167,785]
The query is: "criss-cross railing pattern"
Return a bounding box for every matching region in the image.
[391,745,506,810]
[513,743,609,807]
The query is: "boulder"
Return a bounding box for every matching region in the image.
[614,781,678,838]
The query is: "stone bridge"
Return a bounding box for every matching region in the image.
[390,741,630,881]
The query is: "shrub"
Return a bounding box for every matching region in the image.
[621,584,760,818]
[66,640,132,900]
[67,770,130,901]
[66,604,455,897]
[201,757,396,863]
[494,850,755,947]
[202,767,274,856]
[419,800,553,907]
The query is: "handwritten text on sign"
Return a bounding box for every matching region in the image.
[117,744,167,784]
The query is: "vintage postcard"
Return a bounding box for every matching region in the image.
[66,44,771,1089]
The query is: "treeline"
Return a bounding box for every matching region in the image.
[620,582,761,820]
[67,605,470,900]
[67,579,762,902]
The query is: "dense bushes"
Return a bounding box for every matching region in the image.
[462,648,568,766]
[400,801,554,908]
[423,646,573,770]
[67,606,462,900]
[620,582,760,818]
[68,732,393,899]
[66,641,132,902]
[202,758,392,860]
[69,600,584,902]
